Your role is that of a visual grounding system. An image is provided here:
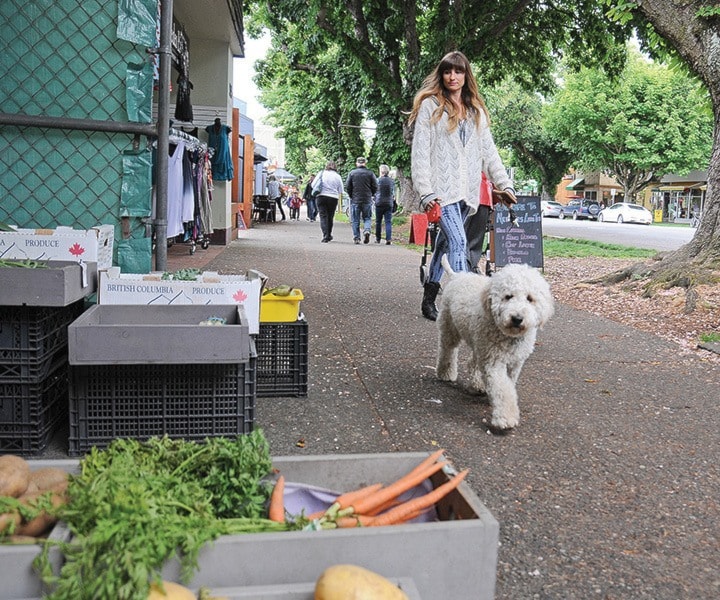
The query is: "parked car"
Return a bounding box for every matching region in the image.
[541,200,564,218]
[598,202,653,225]
[560,198,600,220]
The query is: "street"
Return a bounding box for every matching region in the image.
[541,217,695,251]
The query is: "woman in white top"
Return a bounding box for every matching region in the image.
[312,160,345,243]
[409,50,515,320]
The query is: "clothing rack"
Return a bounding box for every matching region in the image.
[168,127,204,151]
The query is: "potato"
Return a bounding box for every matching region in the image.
[0,455,31,498]
[15,491,66,537]
[314,564,410,600]
[147,581,196,600]
[0,510,21,535]
[28,467,69,494]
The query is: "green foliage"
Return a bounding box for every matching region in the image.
[543,48,713,198]
[543,237,657,258]
[485,81,572,198]
[243,0,633,179]
[37,432,294,600]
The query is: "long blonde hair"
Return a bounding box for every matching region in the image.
[408,51,489,132]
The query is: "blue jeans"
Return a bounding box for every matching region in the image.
[428,201,470,283]
[306,197,318,220]
[375,204,393,241]
[351,202,372,240]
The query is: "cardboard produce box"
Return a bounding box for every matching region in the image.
[0,225,114,270]
[163,453,499,600]
[98,270,262,334]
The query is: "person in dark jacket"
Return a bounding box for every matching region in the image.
[302,174,317,221]
[374,164,395,244]
[345,157,378,244]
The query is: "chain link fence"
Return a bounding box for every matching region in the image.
[1,0,148,241]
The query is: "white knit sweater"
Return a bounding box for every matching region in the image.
[411,97,513,214]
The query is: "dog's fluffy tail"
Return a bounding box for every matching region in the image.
[441,254,455,276]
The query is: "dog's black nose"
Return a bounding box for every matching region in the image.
[511,315,524,328]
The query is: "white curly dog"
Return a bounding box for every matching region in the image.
[436,256,554,431]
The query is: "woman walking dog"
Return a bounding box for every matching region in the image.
[409,50,516,320]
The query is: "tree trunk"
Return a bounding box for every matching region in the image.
[603,1,720,302]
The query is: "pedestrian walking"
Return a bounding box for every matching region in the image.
[345,156,378,244]
[303,174,318,221]
[409,50,515,320]
[267,175,286,221]
[312,161,345,243]
[374,164,395,244]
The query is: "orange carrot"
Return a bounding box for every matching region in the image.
[334,482,384,510]
[268,475,285,523]
[350,460,449,516]
[365,498,402,516]
[407,448,446,476]
[334,514,376,528]
[368,469,469,527]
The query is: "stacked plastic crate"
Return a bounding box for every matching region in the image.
[67,305,256,456]
[0,301,85,455]
[256,289,308,397]
[0,226,114,455]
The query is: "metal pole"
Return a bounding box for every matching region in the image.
[154,0,174,272]
[0,113,156,136]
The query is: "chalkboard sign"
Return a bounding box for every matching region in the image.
[492,196,544,268]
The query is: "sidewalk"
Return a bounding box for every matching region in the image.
[168,210,720,599]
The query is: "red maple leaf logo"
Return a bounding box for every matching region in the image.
[68,243,85,257]
[233,289,248,303]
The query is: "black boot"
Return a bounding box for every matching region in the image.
[421,281,441,321]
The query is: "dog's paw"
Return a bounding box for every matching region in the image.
[490,413,519,431]
[436,366,458,382]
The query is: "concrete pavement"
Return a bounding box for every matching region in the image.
[33,209,720,598]
[170,211,720,599]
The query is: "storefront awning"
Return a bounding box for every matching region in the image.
[657,185,688,191]
[565,178,585,190]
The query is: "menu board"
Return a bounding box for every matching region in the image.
[492,196,544,268]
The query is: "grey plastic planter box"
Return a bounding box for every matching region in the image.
[0,261,97,306]
[163,453,499,600]
[68,304,251,365]
[0,459,78,600]
[201,577,422,599]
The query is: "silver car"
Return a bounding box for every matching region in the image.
[541,200,564,218]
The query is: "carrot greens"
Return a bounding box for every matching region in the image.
[35,431,295,600]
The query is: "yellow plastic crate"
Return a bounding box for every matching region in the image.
[260,289,304,322]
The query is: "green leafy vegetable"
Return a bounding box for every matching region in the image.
[36,431,293,600]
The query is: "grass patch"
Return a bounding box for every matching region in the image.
[700,332,720,343]
[543,237,656,259]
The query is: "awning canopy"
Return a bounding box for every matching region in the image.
[657,185,688,191]
[271,168,297,181]
[565,178,585,190]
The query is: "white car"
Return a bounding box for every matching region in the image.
[598,202,653,225]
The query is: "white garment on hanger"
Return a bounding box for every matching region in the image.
[167,141,186,238]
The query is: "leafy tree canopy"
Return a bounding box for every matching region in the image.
[244,0,632,184]
[543,49,713,200]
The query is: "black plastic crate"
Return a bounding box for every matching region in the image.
[0,301,84,382]
[0,369,69,456]
[68,354,256,456]
[255,318,308,397]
